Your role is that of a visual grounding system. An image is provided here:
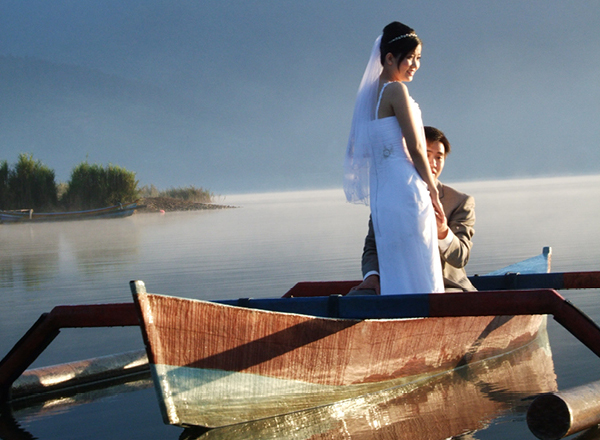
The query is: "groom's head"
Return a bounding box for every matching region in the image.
[424,126,451,181]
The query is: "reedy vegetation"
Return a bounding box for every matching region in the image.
[0,154,213,211]
[61,162,139,210]
[139,184,214,203]
[1,154,58,211]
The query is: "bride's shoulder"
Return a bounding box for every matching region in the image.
[382,81,407,92]
[382,81,410,102]
[382,81,409,96]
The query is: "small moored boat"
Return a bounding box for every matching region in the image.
[0,202,138,223]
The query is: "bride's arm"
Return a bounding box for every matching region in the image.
[388,82,444,216]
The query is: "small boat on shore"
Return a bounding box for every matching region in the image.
[0,202,138,223]
[131,248,559,428]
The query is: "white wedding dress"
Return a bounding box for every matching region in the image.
[368,82,444,294]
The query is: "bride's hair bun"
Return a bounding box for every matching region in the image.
[380,21,421,66]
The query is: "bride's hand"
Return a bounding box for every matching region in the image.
[434,201,449,239]
[430,192,445,225]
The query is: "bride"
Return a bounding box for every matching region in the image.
[344,22,444,294]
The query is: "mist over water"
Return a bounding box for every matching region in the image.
[1,174,600,439]
[457,174,600,273]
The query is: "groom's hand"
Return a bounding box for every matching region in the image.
[348,274,380,295]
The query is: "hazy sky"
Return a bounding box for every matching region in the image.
[1,1,599,193]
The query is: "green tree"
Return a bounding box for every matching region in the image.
[0,160,9,210]
[7,153,57,211]
[63,162,139,210]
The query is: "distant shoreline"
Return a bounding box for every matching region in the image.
[136,196,236,213]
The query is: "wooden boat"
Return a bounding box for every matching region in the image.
[0,202,137,223]
[132,248,556,428]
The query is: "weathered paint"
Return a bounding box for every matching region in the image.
[133,290,546,427]
[179,332,557,438]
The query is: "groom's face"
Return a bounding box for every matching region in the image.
[426,140,446,181]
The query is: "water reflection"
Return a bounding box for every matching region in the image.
[0,376,153,440]
[182,331,556,440]
[58,219,140,276]
[0,218,140,289]
[573,426,600,440]
[0,225,60,288]
[0,411,36,440]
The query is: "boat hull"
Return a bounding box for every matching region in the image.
[134,292,546,427]
[180,330,556,439]
[0,203,137,223]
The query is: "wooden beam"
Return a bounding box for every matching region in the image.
[0,303,138,402]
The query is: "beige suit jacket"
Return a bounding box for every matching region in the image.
[362,181,476,291]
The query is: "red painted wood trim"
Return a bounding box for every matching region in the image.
[429,289,600,359]
[428,290,561,317]
[563,272,600,289]
[47,303,139,327]
[0,303,138,401]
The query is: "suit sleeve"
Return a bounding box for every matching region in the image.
[440,195,475,269]
[361,216,380,277]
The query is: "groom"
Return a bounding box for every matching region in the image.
[351,126,476,293]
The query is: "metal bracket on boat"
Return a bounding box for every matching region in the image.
[501,272,520,290]
[237,298,252,308]
[327,294,342,318]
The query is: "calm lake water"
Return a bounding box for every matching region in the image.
[1,175,600,439]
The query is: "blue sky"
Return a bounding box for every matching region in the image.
[1,1,599,193]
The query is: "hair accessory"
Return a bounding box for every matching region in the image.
[388,33,418,44]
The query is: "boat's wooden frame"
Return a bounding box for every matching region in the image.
[126,247,600,428]
[3,247,600,435]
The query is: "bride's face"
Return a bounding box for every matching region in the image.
[395,45,421,82]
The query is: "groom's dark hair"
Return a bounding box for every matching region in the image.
[424,126,452,156]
